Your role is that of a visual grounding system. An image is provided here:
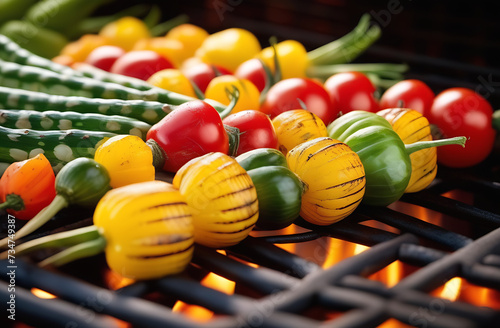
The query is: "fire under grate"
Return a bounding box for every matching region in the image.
[1,164,500,328]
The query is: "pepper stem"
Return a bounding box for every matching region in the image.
[147,139,166,170]
[0,193,25,211]
[0,194,69,249]
[0,225,100,260]
[39,234,107,268]
[224,124,241,157]
[405,136,467,155]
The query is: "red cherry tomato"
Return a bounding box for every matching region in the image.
[110,50,174,80]
[183,62,231,93]
[85,45,125,71]
[379,79,435,116]
[428,87,496,168]
[222,110,278,156]
[146,100,229,172]
[234,58,267,92]
[323,71,379,114]
[260,78,338,125]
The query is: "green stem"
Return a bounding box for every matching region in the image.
[147,139,166,170]
[0,194,69,248]
[0,225,100,259]
[0,193,24,211]
[150,14,189,37]
[405,136,467,155]
[217,85,240,119]
[493,110,500,131]
[39,234,106,268]
[307,13,372,66]
[225,125,241,157]
[306,63,409,79]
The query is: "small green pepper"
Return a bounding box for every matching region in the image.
[236,148,303,230]
[327,111,466,206]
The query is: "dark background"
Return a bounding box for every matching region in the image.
[102,0,500,105]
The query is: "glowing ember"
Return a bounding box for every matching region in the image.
[31,288,56,299]
[105,270,135,290]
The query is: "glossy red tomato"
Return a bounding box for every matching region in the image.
[323,71,379,114]
[183,62,232,93]
[222,110,278,156]
[428,87,496,168]
[85,45,125,71]
[110,50,174,80]
[146,100,229,172]
[234,58,267,92]
[260,78,338,125]
[379,79,435,116]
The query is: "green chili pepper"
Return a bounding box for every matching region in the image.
[0,0,39,26]
[327,111,466,206]
[236,148,303,230]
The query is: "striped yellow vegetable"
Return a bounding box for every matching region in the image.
[272,109,328,155]
[172,152,259,248]
[377,108,437,193]
[94,181,194,280]
[94,135,155,188]
[286,137,365,225]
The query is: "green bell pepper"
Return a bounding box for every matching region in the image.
[327,111,466,206]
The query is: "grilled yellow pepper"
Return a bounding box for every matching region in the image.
[173,152,259,248]
[94,181,194,279]
[94,135,155,188]
[377,108,437,193]
[287,137,365,225]
[272,109,328,156]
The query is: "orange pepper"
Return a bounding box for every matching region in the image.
[0,154,56,220]
[166,23,209,60]
[205,75,260,114]
[133,37,185,68]
[59,34,107,63]
[147,69,196,98]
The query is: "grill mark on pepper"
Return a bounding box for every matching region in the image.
[338,185,365,199]
[140,234,193,246]
[145,201,187,210]
[145,213,192,224]
[403,124,431,141]
[325,176,365,190]
[212,184,255,200]
[220,198,259,214]
[128,243,194,259]
[306,142,343,161]
[414,163,437,181]
[213,209,259,224]
[209,222,256,234]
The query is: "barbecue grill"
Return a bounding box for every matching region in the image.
[1,1,500,327]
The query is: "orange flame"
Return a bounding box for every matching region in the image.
[105,270,135,290]
[31,288,56,299]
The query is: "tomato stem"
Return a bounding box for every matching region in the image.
[147,139,166,169]
[405,136,467,155]
[0,225,100,260]
[39,234,106,268]
[224,124,241,157]
[0,193,24,211]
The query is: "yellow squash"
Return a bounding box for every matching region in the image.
[94,181,194,280]
[172,152,259,248]
[272,109,328,156]
[287,137,365,226]
[94,135,155,188]
[377,108,437,193]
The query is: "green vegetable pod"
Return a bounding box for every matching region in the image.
[0,125,115,171]
[0,0,40,25]
[327,111,466,206]
[0,86,172,125]
[0,109,151,140]
[0,157,111,248]
[0,21,68,59]
[236,148,303,230]
[0,34,76,75]
[0,59,229,115]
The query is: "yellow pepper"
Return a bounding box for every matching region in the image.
[166,23,209,61]
[172,152,259,248]
[255,40,309,80]
[99,16,151,51]
[272,109,328,156]
[377,108,437,193]
[195,28,261,72]
[147,68,197,98]
[94,135,155,188]
[94,181,194,279]
[205,75,260,114]
[287,137,365,226]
